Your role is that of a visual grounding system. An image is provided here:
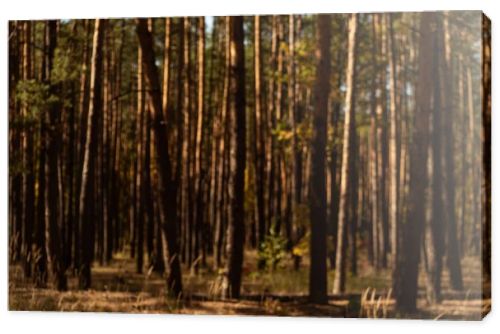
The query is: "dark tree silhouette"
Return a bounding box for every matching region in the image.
[309,14,332,304]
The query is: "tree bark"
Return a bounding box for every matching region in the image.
[309,14,332,303]
[387,14,399,271]
[194,16,206,269]
[21,20,35,278]
[45,20,67,291]
[442,14,463,291]
[77,19,106,290]
[369,15,381,270]
[481,14,491,293]
[254,15,266,251]
[33,21,49,288]
[394,12,434,313]
[136,18,183,297]
[135,40,145,274]
[333,13,358,295]
[223,16,246,299]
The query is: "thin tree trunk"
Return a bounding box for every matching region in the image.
[162,17,171,119]
[349,131,359,276]
[135,41,145,274]
[34,22,49,288]
[387,14,399,272]
[74,19,91,270]
[288,14,301,242]
[194,16,206,270]
[369,15,381,270]
[22,21,35,278]
[254,15,266,253]
[333,13,358,295]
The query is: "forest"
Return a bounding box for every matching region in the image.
[8,11,490,319]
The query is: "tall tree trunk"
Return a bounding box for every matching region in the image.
[333,13,358,295]
[274,17,284,237]
[466,66,479,254]
[369,15,381,270]
[442,14,463,291]
[288,14,301,242]
[63,22,79,270]
[481,14,491,293]
[22,20,35,278]
[425,27,445,303]
[135,40,145,274]
[11,21,23,265]
[34,22,49,288]
[77,19,106,290]
[162,17,171,118]
[266,16,278,248]
[180,17,192,265]
[213,17,231,270]
[348,131,359,276]
[45,20,67,291]
[328,21,345,270]
[136,18,183,297]
[377,20,390,269]
[223,16,246,299]
[309,14,331,303]
[254,15,266,253]
[74,19,91,270]
[394,12,434,313]
[194,16,206,270]
[387,14,399,272]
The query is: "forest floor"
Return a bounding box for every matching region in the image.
[8,251,489,319]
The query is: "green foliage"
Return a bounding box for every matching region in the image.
[51,46,80,86]
[292,232,309,258]
[326,121,343,156]
[271,118,312,160]
[272,120,293,144]
[11,80,53,177]
[258,224,288,271]
[296,16,316,87]
[14,79,52,127]
[291,203,310,257]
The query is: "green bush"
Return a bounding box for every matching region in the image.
[258,225,287,271]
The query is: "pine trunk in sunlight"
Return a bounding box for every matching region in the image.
[333,13,358,295]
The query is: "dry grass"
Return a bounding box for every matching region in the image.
[8,252,488,319]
